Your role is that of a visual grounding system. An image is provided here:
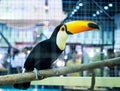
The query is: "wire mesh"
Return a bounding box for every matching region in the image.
[0,0,119,79]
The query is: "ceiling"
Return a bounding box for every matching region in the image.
[0,0,120,27]
[62,0,120,21]
[0,0,64,27]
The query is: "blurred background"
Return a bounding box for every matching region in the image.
[0,0,120,91]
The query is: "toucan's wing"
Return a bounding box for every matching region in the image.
[24,39,62,71]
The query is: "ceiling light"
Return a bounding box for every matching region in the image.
[108,3,113,7]
[76,6,80,10]
[79,3,83,7]
[96,11,100,15]
[73,9,77,12]
[72,11,75,15]
[100,10,103,13]
[104,6,108,10]
[93,13,96,17]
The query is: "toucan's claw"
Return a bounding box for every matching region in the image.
[33,68,40,79]
[22,68,25,73]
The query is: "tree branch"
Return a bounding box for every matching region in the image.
[0,57,120,86]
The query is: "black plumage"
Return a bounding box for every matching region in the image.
[14,24,63,89]
[25,24,63,71]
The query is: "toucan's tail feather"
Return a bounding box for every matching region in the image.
[13,68,30,90]
[13,82,30,90]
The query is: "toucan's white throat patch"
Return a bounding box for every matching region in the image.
[56,31,68,50]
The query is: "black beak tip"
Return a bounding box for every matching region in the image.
[88,23,99,29]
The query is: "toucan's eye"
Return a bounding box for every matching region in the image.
[61,27,65,31]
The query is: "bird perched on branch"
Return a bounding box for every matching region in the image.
[13,20,99,89]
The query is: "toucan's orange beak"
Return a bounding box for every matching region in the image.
[65,20,99,34]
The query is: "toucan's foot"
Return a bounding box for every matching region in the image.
[22,68,25,73]
[33,68,40,79]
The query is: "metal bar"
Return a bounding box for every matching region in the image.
[92,0,113,20]
[0,31,12,47]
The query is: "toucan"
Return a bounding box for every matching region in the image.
[13,20,99,89]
